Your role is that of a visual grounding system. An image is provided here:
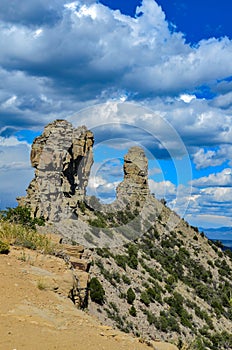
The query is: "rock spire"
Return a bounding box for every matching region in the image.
[116,146,150,203]
[18,120,94,221]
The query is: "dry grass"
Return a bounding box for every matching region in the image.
[0,220,56,254]
[37,278,47,290]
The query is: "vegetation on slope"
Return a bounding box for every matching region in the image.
[0,207,54,254]
[88,203,232,350]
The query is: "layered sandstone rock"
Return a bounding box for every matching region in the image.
[18,120,94,221]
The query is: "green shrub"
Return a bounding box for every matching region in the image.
[96,247,111,258]
[127,243,138,269]
[114,254,127,270]
[140,291,150,306]
[89,277,105,305]
[191,337,207,350]
[128,254,138,269]
[78,201,86,213]
[0,206,45,230]
[129,305,137,317]
[146,286,162,304]
[122,274,131,285]
[111,271,121,283]
[0,240,10,254]
[109,301,119,313]
[88,217,106,228]
[127,287,136,304]
[145,310,156,325]
[155,312,180,333]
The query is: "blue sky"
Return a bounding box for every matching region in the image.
[0,0,232,231]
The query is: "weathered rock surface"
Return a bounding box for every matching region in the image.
[18,120,153,247]
[116,146,150,203]
[18,120,94,221]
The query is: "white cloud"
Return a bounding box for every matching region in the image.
[200,187,232,202]
[179,94,196,103]
[191,168,232,187]
[0,136,29,147]
[148,166,162,176]
[87,174,120,202]
[64,2,78,11]
[2,95,18,108]
[0,0,232,227]
[185,214,232,229]
[149,179,176,198]
[0,137,33,208]
[33,28,43,38]
[193,146,232,169]
[0,0,232,101]
[147,172,232,228]
[88,175,107,190]
[75,3,98,19]
[0,0,231,156]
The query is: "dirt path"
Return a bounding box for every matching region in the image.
[0,248,177,350]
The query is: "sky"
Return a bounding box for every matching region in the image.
[0,0,232,232]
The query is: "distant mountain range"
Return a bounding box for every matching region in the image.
[200,226,232,241]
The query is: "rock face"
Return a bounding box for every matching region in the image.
[116,146,150,203]
[18,120,94,221]
[18,120,151,223]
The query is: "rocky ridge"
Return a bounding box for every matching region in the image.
[16,120,232,349]
[18,120,153,247]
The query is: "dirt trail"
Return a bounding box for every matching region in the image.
[0,247,177,350]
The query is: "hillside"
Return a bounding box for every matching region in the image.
[9,120,232,349]
[88,202,232,349]
[0,228,175,350]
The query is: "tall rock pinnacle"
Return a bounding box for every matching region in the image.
[18,120,94,221]
[116,146,150,203]
[18,121,151,226]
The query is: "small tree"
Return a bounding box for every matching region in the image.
[89,277,105,305]
[127,287,136,304]
[129,305,137,317]
[140,291,150,306]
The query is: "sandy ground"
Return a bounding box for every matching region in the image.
[0,247,177,350]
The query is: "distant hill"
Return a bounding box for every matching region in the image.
[200,227,232,240]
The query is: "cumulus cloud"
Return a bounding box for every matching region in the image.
[0,0,232,104]
[193,146,232,169]
[191,168,232,187]
[0,0,232,226]
[86,158,123,201]
[149,179,176,199]
[87,174,120,202]
[69,102,193,164]
[0,136,33,208]
[166,182,232,228]
[0,0,65,26]
[0,0,231,154]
